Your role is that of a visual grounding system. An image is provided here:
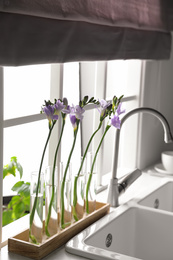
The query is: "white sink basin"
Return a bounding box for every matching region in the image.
[66,203,173,260]
[138,181,173,212]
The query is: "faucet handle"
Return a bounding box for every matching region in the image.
[118,168,142,195]
[107,168,142,207]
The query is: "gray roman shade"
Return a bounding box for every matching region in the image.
[0,0,173,66]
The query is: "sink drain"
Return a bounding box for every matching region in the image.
[154,198,159,209]
[105,233,113,247]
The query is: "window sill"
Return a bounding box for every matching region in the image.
[1,168,133,248]
[2,214,29,248]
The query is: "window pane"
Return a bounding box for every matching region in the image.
[4,65,51,119]
[61,62,81,174]
[63,62,79,104]
[103,60,141,177]
[3,120,49,196]
[106,60,141,98]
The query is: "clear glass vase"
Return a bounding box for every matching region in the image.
[72,157,86,221]
[85,151,97,214]
[45,165,59,237]
[72,174,85,221]
[29,171,44,244]
[60,162,72,229]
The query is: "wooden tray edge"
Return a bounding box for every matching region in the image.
[8,202,110,260]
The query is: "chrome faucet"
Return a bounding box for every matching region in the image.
[107,107,173,207]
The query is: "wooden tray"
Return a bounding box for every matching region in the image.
[8,202,110,260]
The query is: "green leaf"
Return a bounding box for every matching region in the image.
[12,181,24,191]
[20,183,30,197]
[2,210,13,226]
[3,168,9,179]
[23,197,30,211]
[14,201,25,215]
[11,156,23,179]
[12,181,30,197]
[16,162,23,179]
[3,156,23,179]
[10,156,17,163]
[3,163,16,179]
[8,196,20,209]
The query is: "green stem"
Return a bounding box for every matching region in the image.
[45,119,66,237]
[73,121,103,221]
[61,121,79,228]
[77,121,103,177]
[86,124,111,213]
[29,121,56,243]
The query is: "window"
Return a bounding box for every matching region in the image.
[3,65,51,196]
[0,60,142,247]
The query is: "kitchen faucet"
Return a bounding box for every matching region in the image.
[107,107,173,207]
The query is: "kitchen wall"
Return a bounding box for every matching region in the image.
[137,34,173,170]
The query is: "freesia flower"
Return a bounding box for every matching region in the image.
[54,99,65,117]
[62,105,71,115]
[97,99,111,121]
[111,115,121,129]
[61,98,71,119]
[73,97,108,221]
[70,114,77,128]
[110,102,125,129]
[75,105,85,120]
[69,105,85,129]
[61,96,97,228]
[30,100,59,243]
[61,101,85,228]
[85,95,124,214]
[116,102,125,116]
[43,104,58,127]
[45,98,69,237]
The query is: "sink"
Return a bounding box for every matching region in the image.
[66,203,173,260]
[138,181,173,212]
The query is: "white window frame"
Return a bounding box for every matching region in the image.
[0,61,141,247]
[80,61,141,186]
[0,64,64,247]
[0,66,3,248]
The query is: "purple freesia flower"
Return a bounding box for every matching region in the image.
[61,98,71,116]
[111,115,121,129]
[69,104,85,129]
[97,99,111,118]
[116,102,125,116]
[43,105,59,125]
[62,105,71,115]
[69,114,77,128]
[54,100,65,118]
[75,105,85,120]
[69,105,77,129]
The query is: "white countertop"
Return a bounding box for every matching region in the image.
[1,164,172,260]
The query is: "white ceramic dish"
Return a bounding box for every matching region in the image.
[161,151,173,172]
[154,163,173,175]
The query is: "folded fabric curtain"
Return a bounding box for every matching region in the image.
[1,0,173,32]
[0,0,172,66]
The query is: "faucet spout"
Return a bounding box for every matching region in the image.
[107,107,173,207]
